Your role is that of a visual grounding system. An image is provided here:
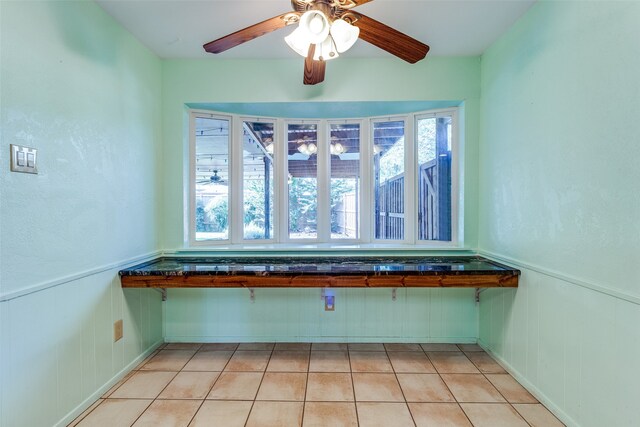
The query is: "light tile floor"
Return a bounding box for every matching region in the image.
[69,343,564,427]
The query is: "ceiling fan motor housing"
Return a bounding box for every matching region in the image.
[292,0,359,16]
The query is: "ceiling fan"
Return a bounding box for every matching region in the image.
[203,0,429,85]
[197,170,227,185]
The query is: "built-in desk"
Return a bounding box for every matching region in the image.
[119,256,519,301]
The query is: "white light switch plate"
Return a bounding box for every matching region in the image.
[10,144,38,174]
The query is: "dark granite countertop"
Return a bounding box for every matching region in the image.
[119,256,520,277]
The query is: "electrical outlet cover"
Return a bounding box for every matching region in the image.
[325,295,335,311]
[114,319,123,342]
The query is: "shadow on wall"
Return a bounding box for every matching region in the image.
[50,0,120,65]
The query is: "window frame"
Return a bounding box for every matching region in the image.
[282,119,323,243]
[236,117,278,244]
[186,107,462,249]
[326,119,366,244]
[370,115,412,245]
[413,110,461,247]
[189,111,233,246]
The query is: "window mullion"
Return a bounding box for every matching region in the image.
[230,116,243,244]
[445,110,461,246]
[317,121,330,242]
[187,113,197,245]
[359,120,370,243]
[405,115,416,244]
[276,119,288,243]
[370,117,379,242]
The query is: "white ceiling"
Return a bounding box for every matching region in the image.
[96,0,536,59]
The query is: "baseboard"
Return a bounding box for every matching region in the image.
[54,339,164,427]
[163,336,479,344]
[478,338,580,427]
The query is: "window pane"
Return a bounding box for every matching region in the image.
[288,124,318,239]
[195,117,229,241]
[373,120,405,240]
[417,116,452,241]
[242,121,274,240]
[330,123,360,239]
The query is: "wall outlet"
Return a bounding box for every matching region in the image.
[114,319,123,342]
[324,295,335,311]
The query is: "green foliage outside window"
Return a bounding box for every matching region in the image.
[205,198,228,232]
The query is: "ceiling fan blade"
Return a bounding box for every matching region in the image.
[304,45,326,85]
[204,12,298,54]
[353,14,429,64]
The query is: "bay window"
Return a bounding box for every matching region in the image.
[188,108,460,247]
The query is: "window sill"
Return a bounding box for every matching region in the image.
[168,243,472,256]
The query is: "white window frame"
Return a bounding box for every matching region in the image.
[189,111,233,246]
[413,109,461,247]
[282,119,323,243]
[370,115,412,245]
[186,107,462,248]
[237,117,278,244]
[327,119,365,244]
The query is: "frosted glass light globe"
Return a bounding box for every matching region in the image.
[330,19,360,53]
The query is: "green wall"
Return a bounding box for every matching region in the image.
[478,2,640,426]
[165,287,478,344]
[0,1,163,426]
[10,1,639,425]
[160,57,483,343]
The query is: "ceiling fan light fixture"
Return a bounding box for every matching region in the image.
[285,27,311,57]
[205,0,430,86]
[297,142,318,155]
[298,10,330,44]
[313,36,339,61]
[330,19,360,53]
[265,142,275,154]
[330,142,346,155]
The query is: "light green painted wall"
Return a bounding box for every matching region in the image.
[161,57,481,250]
[166,288,478,343]
[478,2,640,426]
[0,1,163,426]
[478,0,640,298]
[160,57,482,342]
[1,0,162,294]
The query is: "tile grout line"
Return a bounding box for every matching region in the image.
[101,347,161,399]
[453,344,534,426]
[425,345,476,427]
[386,345,418,427]
[66,399,104,427]
[347,345,361,427]
[69,342,560,427]
[127,346,193,426]
[243,344,275,427]
[301,346,312,427]
[473,356,534,427]
[126,346,198,426]
[185,344,239,426]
